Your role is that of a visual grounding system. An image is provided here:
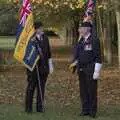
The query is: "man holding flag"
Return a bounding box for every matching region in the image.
[25,22,53,113]
[69,0,102,118]
[14,0,53,113]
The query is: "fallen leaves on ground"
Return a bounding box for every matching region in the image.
[0,47,119,109]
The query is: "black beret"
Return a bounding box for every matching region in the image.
[80,22,93,28]
[34,22,43,29]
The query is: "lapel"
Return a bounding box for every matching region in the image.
[83,35,93,46]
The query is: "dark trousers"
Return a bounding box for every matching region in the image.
[25,67,48,112]
[78,70,97,115]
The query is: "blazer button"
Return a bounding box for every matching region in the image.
[80,68,83,71]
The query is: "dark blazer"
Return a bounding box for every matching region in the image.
[36,33,51,74]
[74,34,102,75]
[27,32,51,75]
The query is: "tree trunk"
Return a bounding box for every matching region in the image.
[72,20,79,45]
[104,12,112,64]
[116,10,120,68]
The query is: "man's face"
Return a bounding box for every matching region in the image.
[78,27,91,37]
[36,27,43,34]
[83,16,92,22]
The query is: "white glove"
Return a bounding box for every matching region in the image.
[93,63,102,80]
[93,72,100,80]
[48,58,54,74]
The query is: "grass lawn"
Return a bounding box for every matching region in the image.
[0,36,15,49]
[0,104,120,120]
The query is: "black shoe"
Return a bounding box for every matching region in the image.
[37,108,45,113]
[89,113,96,118]
[80,112,89,116]
[25,109,32,113]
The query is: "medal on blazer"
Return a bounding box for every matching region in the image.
[84,37,92,51]
[84,44,92,51]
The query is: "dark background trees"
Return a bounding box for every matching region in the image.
[0,0,120,67]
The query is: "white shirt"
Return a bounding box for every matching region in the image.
[36,32,44,41]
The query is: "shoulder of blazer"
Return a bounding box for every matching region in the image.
[43,34,49,44]
[43,33,48,39]
[91,35,100,49]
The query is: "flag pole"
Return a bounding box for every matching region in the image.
[36,64,44,111]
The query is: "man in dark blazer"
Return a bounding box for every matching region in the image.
[25,22,53,113]
[69,22,102,118]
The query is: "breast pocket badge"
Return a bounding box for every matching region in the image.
[84,44,92,51]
